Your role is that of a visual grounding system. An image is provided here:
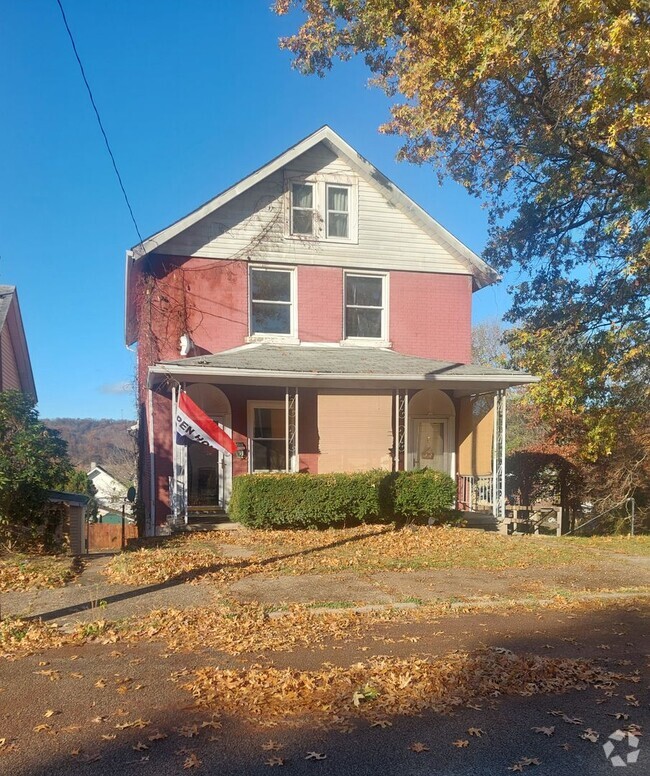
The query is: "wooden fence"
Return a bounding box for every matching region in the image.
[87,522,138,552]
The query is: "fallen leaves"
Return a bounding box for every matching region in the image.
[265,756,285,767]
[183,752,202,769]
[580,728,600,743]
[305,751,327,760]
[0,554,77,592]
[182,649,623,731]
[452,739,469,747]
[508,757,542,771]
[409,742,429,752]
[532,726,554,737]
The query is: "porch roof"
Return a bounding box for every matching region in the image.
[150,344,538,396]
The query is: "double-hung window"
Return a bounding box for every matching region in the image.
[326,185,349,239]
[290,183,314,236]
[250,267,295,336]
[249,402,286,472]
[287,177,357,242]
[345,273,387,340]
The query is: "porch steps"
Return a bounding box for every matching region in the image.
[460,511,500,532]
[184,508,242,532]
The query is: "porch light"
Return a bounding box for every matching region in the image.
[236,442,247,459]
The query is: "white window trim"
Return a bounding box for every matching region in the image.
[284,173,358,244]
[342,271,390,347]
[247,264,299,344]
[247,400,287,474]
[290,181,316,237]
[325,183,352,241]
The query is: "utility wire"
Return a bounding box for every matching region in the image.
[55,0,145,247]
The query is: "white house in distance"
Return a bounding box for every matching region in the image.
[88,463,128,518]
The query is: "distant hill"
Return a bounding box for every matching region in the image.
[44,418,137,485]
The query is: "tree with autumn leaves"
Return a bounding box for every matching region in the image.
[276,0,649,524]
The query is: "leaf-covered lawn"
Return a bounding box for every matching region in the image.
[0,553,78,592]
[103,525,650,587]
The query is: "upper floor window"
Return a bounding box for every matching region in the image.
[250,266,295,336]
[345,272,387,340]
[326,185,349,239]
[286,175,357,242]
[291,183,314,236]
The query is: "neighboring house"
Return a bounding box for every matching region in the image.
[125,126,537,536]
[0,285,36,398]
[88,462,128,518]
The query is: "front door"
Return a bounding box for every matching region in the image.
[187,443,220,507]
[412,418,448,473]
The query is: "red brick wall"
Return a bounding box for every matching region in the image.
[390,272,472,363]
[298,265,343,342]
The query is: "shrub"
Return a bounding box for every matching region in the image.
[229,468,459,529]
[392,469,457,523]
[229,470,390,529]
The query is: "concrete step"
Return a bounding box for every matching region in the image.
[460,511,500,531]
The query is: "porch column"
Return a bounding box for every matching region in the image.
[147,386,156,537]
[286,387,299,472]
[170,384,188,525]
[394,388,408,471]
[492,390,507,520]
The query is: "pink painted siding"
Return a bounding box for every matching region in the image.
[390,272,472,363]
[298,265,343,342]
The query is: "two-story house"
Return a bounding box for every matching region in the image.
[125,127,537,535]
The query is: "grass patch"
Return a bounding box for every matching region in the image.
[0,553,78,592]
[103,525,650,588]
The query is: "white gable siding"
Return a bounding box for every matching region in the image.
[158,144,470,276]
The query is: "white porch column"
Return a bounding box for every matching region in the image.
[147,386,156,537]
[286,387,299,472]
[394,389,408,471]
[492,390,507,520]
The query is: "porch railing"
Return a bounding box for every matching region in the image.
[457,474,494,513]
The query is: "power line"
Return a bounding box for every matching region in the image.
[55,0,145,247]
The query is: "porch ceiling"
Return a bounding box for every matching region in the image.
[149,344,538,396]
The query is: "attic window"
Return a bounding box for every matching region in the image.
[326,185,349,238]
[291,183,314,235]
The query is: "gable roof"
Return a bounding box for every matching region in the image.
[126,125,498,286]
[0,285,36,399]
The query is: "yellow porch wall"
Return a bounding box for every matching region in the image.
[457,396,493,476]
[317,390,393,473]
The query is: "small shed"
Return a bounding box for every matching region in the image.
[46,490,89,556]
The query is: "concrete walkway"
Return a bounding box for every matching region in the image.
[2,547,649,629]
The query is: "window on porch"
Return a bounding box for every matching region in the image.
[249,402,286,472]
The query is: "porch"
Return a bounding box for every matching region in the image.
[147,345,537,535]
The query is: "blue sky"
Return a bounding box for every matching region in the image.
[1,1,512,420]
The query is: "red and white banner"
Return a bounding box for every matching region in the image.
[175,391,237,455]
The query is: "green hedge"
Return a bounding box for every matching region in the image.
[392,469,458,521]
[229,468,458,529]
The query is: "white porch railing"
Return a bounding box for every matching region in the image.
[457,474,494,513]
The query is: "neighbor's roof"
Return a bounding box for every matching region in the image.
[150,344,537,395]
[126,125,498,282]
[0,285,37,399]
[0,286,15,329]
